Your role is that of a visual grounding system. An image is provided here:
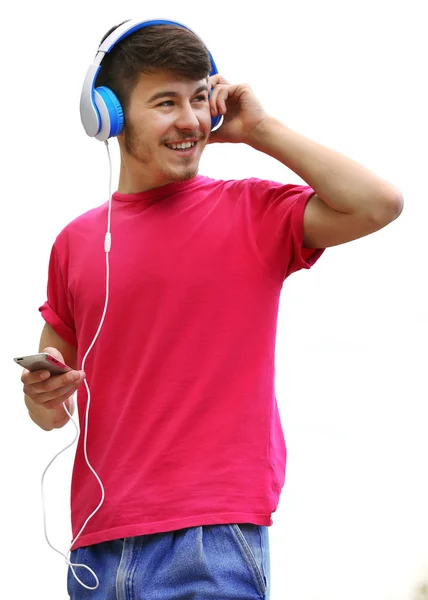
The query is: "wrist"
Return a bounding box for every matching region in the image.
[246,116,289,152]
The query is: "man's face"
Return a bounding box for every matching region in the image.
[119,70,212,189]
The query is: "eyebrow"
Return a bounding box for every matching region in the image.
[147,84,209,104]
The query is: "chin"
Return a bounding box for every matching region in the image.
[164,165,199,183]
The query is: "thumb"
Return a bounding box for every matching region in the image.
[42,346,65,363]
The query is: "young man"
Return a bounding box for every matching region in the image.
[21,21,403,600]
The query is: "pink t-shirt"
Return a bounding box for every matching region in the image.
[39,175,323,550]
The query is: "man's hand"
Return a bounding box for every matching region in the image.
[208,74,268,145]
[22,346,85,430]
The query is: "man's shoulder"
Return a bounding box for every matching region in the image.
[197,175,267,193]
[200,175,297,191]
[54,203,108,246]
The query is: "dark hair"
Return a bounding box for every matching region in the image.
[95,22,212,114]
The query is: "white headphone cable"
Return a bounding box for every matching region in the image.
[40,139,113,590]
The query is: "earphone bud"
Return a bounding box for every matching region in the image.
[80,18,223,142]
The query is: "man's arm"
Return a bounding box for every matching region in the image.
[23,323,85,431]
[247,118,403,248]
[207,77,403,248]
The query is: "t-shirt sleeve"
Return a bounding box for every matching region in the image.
[245,178,325,282]
[38,243,77,348]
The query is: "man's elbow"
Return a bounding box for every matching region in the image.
[371,186,404,229]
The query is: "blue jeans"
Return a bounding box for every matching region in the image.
[68,524,270,599]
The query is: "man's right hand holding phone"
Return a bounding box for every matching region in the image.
[22,347,85,431]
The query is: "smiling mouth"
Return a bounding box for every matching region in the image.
[164,141,197,151]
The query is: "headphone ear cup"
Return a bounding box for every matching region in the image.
[93,86,124,140]
[211,113,223,131]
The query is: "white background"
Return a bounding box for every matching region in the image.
[2,0,427,599]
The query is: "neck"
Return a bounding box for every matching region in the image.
[117,161,166,194]
[116,140,200,194]
[117,156,199,194]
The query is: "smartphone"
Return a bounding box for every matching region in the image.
[13,353,72,375]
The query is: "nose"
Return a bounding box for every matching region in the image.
[175,101,200,130]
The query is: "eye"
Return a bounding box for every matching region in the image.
[193,95,208,103]
[158,100,174,107]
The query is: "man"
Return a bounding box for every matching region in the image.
[21,21,403,599]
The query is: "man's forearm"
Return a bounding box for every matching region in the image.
[248,117,403,219]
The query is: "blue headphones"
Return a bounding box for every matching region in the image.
[80,19,222,142]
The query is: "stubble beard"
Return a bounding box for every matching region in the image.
[124,123,202,184]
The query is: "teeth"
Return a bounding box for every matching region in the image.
[167,141,195,150]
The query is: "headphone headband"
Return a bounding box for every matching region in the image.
[80,19,221,141]
[97,19,192,54]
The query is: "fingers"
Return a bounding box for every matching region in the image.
[50,397,75,428]
[22,369,85,410]
[209,74,232,117]
[41,387,80,411]
[209,75,251,120]
[208,74,230,88]
[209,83,231,117]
